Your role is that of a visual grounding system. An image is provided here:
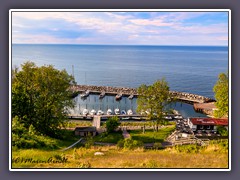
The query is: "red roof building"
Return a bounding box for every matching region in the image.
[187,118,228,132]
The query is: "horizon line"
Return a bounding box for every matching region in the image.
[12,43,228,47]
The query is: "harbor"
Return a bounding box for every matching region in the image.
[68,85,215,118]
[70,84,216,104]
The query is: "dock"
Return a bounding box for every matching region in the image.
[99,91,106,99]
[70,84,215,104]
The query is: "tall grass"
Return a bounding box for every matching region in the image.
[12,140,228,169]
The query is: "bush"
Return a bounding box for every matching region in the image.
[85,136,94,149]
[106,116,120,133]
[175,144,201,153]
[153,142,162,149]
[117,138,143,150]
[117,139,124,149]
[217,126,228,136]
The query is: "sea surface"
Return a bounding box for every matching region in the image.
[12,44,228,118]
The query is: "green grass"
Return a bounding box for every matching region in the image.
[120,121,175,127]
[64,120,92,128]
[12,129,79,151]
[93,131,124,143]
[129,125,175,143]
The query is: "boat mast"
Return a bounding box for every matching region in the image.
[72,65,75,79]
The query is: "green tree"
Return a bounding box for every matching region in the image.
[12,61,75,137]
[217,126,228,136]
[105,116,120,133]
[213,72,228,118]
[137,79,171,131]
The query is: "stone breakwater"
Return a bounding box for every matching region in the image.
[70,85,215,104]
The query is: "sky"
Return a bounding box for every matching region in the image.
[11,11,229,46]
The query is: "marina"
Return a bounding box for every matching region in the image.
[70,84,216,104]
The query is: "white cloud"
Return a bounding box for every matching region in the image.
[11,11,229,46]
[129,18,174,27]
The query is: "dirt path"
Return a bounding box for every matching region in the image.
[122,129,131,139]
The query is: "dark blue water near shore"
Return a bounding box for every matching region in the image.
[12,44,228,118]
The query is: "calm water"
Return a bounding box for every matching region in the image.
[12,44,228,118]
[69,94,207,118]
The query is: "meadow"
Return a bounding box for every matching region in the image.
[12,141,228,168]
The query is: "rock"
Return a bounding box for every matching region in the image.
[94,152,104,156]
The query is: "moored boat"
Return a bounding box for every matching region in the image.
[127,109,133,115]
[82,109,89,116]
[121,110,127,115]
[80,90,90,98]
[114,108,120,115]
[128,94,134,99]
[99,91,106,99]
[90,109,96,115]
[106,109,112,115]
[115,93,122,101]
[97,110,104,116]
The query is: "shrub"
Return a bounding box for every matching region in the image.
[217,126,228,136]
[85,136,94,149]
[117,139,125,149]
[175,144,201,153]
[106,116,120,133]
[153,142,162,150]
[117,138,143,150]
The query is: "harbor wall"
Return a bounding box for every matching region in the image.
[70,84,215,104]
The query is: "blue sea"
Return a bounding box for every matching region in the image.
[12,44,228,118]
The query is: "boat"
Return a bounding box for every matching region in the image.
[128,94,134,99]
[114,108,120,115]
[97,110,104,116]
[164,116,172,120]
[90,109,96,115]
[121,117,130,120]
[99,91,106,99]
[174,115,183,119]
[127,109,133,115]
[106,109,112,115]
[121,110,127,115]
[115,93,122,101]
[82,109,89,116]
[80,90,90,98]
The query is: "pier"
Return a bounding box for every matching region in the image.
[70,84,215,104]
[193,102,217,116]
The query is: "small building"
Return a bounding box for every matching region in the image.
[74,126,97,137]
[187,117,228,132]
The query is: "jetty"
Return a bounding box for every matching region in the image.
[193,102,217,116]
[70,84,215,104]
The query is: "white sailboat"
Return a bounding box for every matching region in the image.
[82,109,89,116]
[90,109,96,115]
[127,109,133,115]
[114,108,120,115]
[97,110,104,116]
[106,109,112,115]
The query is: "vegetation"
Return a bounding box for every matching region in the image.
[217,126,228,136]
[63,120,92,128]
[12,140,228,168]
[93,131,124,143]
[12,61,75,138]
[129,125,175,143]
[120,121,175,127]
[105,116,120,133]
[137,79,172,131]
[12,116,79,150]
[213,72,229,118]
[117,138,143,150]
